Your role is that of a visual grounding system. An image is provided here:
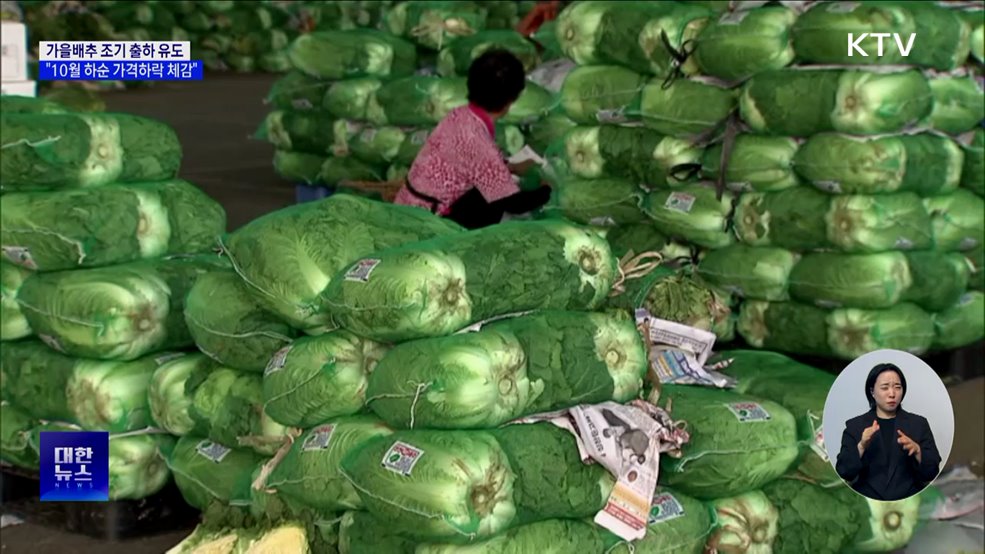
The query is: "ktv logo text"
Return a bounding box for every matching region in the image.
[847,33,917,57]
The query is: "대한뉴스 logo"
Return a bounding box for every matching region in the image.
[847,33,916,58]
[39,431,110,502]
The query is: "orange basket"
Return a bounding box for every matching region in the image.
[337,178,407,203]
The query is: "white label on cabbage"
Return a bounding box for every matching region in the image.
[382,441,424,476]
[827,1,860,12]
[589,216,617,227]
[345,259,381,283]
[649,493,685,524]
[960,237,980,250]
[2,246,38,271]
[815,181,842,194]
[959,293,974,306]
[811,425,830,463]
[265,345,293,376]
[664,192,696,214]
[154,352,187,366]
[815,299,841,309]
[596,108,629,124]
[727,182,754,193]
[727,402,771,422]
[719,9,751,25]
[38,334,65,353]
[291,98,314,111]
[894,237,915,250]
[411,130,430,145]
[196,441,231,463]
[527,59,576,94]
[302,424,336,452]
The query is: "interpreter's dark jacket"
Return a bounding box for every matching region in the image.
[836,408,941,501]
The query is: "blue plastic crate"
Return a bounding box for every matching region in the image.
[295,184,333,204]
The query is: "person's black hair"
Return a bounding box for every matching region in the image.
[865,363,907,410]
[467,49,526,113]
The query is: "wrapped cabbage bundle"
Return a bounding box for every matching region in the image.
[367,311,647,429]
[738,300,936,359]
[365,76,467,127]
[383,1,487,50]
[657,384,799,500]
[0,402,39,469]
[265,71,335,112]
[64,353,162,432]
[341,513,607,554]
[962,129,984,197]
[1,263,31,340]
[324,220,618,342]
[792,2,970,71]
[149,354,290,455]
[924,189,985,252]
[740,69,933,137]
[323,77,385,121]
[702,135,801,193]
[1,112,181,191]
[1,180,226,272]
[642,184,735,249]
[549,125,702,188]
[262,331,389,428]
[560,65,646,125]
[168,436,265,510]
[932,291,985,351]
[524,114,577,155]
[544,177,646,227]
[319,155,385,186]
[712,480,922,554]
[787,252,914,310]
[793,133,963,196]
[288,29,417,80]
[639,78,735,139]
[691,6,797,82]
[0,95,70,114]
[924,75,985,135]
[185,270,295,373]
[607,266,734,341]
[340,422,613,542]
[0,340,76,422]
[555,2,708,76]
[734,187,935,253]
[714,350,839,487]
[256,110,337,154]
[697,245,799,301]
[16,256,227,360]
[606,488,714,554]
[220,194,463,332]
[273,151,328,185]
[602,223,669,260]
[262,416,393,515]
[437,30,538,76]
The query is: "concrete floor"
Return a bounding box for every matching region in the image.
[1,72,983,553]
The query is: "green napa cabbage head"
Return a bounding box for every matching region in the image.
[263,331,389,429]
[1,263,31,341]
[367,329,540,429]
[148,353,203,435]
[66,355,160,432]
[340,430,518,541]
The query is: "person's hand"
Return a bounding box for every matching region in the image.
[897,430,922,462]
[859,420,880,453]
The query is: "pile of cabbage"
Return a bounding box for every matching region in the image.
[517,0,985,359]
[259,3,552,189]
[0,98,228,501]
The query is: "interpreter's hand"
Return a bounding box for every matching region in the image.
[897,430,922,462]
[858,420,880,454]
[861,420,880,446]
